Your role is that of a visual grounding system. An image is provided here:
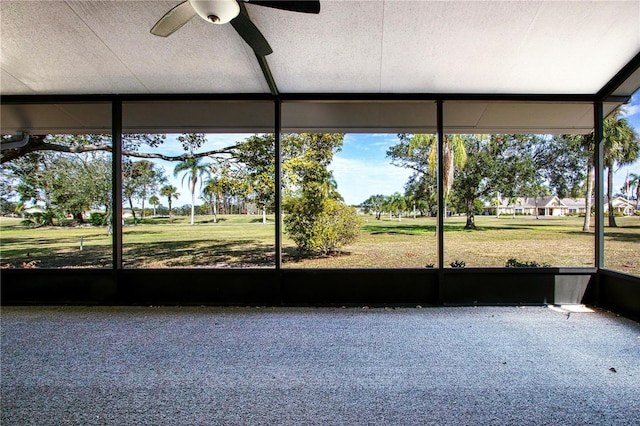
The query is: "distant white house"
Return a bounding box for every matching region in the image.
[484,196,637,217]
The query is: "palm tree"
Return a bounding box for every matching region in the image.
[386,192,407,222]
[410,134,467,216]
[148,195,160,216]
[202,177,222,223]
[319,172,343,201]
[577,109,639,230]
[602,110,639,226]
[159,185,180,221]
[174,158,210,225]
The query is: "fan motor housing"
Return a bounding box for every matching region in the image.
[189,0,240,24]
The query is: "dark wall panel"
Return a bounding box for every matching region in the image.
[117,270,280,306]
[599,271,640,322]
[280,269,438,306]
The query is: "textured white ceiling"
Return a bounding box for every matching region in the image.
[1,0,639,96]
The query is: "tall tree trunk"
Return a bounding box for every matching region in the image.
[213,194,218,223]
[190,179,196,225]
[168,198,173,221]
[190,194,195,225]
[464,198,476,229]
[73,212,84,224]
[128,196,137,224]
[583,163,594,232]
[607,166,617,227]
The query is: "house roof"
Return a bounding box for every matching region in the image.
[1,1,639,134]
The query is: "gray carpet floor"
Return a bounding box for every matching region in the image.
[1,305,639,425]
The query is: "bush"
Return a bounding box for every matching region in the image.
[285,197,361,256]
[89,212,108,226]
[505,258,550,268]
[21,211,55,227]
[450,259,466,268]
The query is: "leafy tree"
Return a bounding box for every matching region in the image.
[404,172,437,217]
[159,185,180,220]
[451,135,537,229]
[234,134,276,224]
[280,133,360,255]
[1,149,111,225]
[202,177,222,222]
[388,133,467,216]
[360,194,386,219]
[174,157,210,225]
[385,192,407,221]
[122,160,165,222]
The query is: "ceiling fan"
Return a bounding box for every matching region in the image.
[150,0,320,56]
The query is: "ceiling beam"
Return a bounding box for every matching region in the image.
[255,54,279,96]
[597,51,640,102]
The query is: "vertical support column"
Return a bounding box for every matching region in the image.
[436,100,445,270]
[436,100,445,304]
[112,99,123,270]
[594,101,605,269]
[274,98,282,270]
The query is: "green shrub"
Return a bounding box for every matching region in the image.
[450,259,466,268]
[89,212,108,226]
[284,197,361,256]
[505,258,550,268]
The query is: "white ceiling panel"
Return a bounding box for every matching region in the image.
[253,0,385,92]
[65,1,268,93]
[1,70,33,94]
[497,1,640,94]
[380,1,543,93]
[0,1,146,94]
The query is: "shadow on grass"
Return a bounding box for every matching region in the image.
[1,245,112,269]
[362,223,436,235]
[2,238,277,268]
[122,229,164,236]
[602,231,640,243]
[280,246,354,264]
[200,218,227,224]
[123,239,275,268]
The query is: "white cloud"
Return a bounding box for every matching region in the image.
[620,104,640,118]
[330,156,413,205]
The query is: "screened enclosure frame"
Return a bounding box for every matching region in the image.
[0,92,618,272]
[1,51,639,314]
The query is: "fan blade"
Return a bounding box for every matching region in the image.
[230,7,273,56]
[244,1,320,14]
[150,1,197,37]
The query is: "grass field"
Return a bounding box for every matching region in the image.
[1,214,638,276]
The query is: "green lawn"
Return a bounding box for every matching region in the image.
[1,214,638,276]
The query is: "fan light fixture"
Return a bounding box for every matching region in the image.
[190,0,239,24]
[150,0,320,56]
